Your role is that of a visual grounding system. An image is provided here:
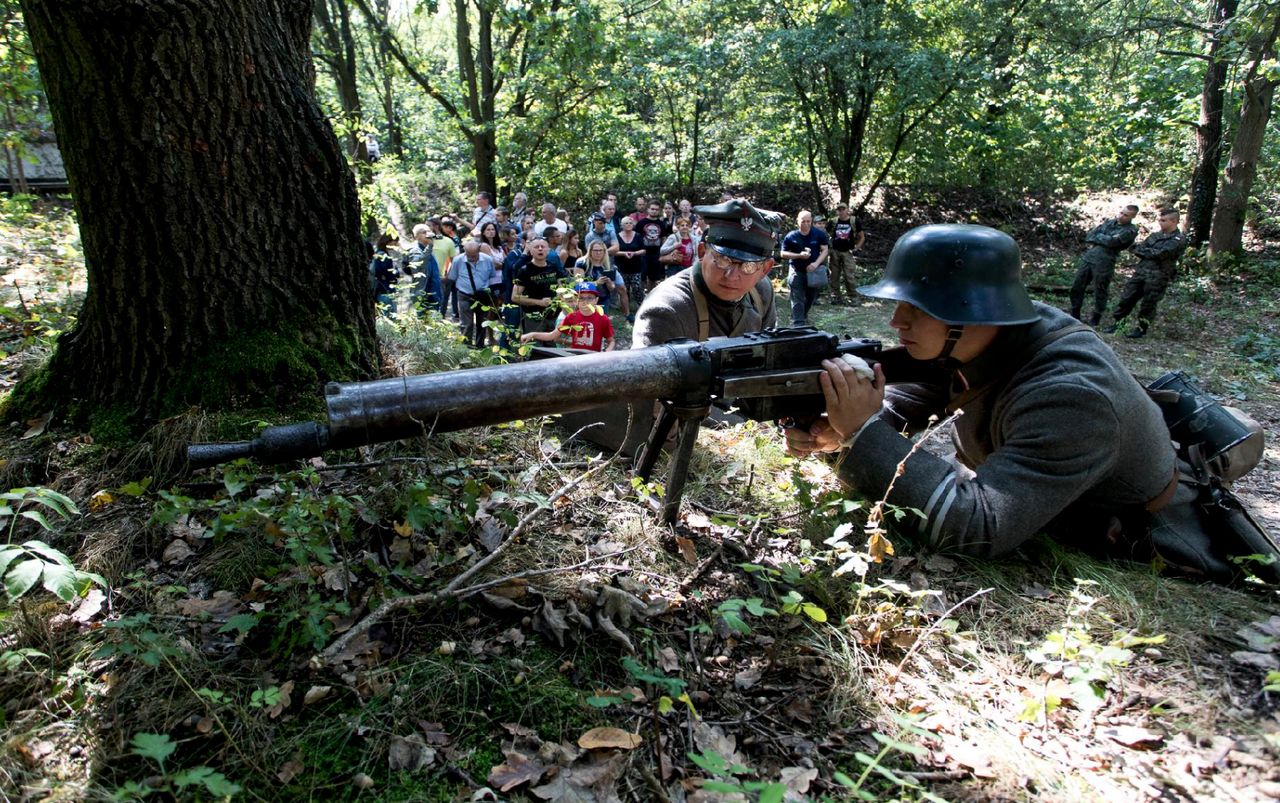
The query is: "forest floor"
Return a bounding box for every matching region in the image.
[0,191,1278,803]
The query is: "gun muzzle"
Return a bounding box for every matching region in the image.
[187,421,331,469]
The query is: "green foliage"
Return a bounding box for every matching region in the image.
[0,487,101,604]
[1019,580,1166,723]
[117,731,241,800]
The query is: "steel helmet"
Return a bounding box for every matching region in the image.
[857,224,1038,325]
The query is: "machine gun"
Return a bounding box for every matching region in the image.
[187,327,943,524]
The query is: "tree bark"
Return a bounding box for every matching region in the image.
[1186,0,1238,247]
[1208,11,1280,257]
[15,0,378,422]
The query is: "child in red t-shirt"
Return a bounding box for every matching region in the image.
[520,282,615,352]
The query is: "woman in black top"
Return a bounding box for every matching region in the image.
[614,216,646,319]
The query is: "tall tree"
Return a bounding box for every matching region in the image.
[1209,5,1280,256]
[767,0,1034,212]
[1186,0,1240,246]
[314,0,370,162]
[14,0,378,423]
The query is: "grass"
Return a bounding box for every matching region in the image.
[2,197,1279,801]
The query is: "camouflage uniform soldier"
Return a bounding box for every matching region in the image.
[1068,205,1138,325]
[1105,208,1188,338]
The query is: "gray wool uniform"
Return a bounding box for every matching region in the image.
[837,303,1175,557]
[632,266,776,347]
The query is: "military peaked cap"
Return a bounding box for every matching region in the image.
[693,198,782,262]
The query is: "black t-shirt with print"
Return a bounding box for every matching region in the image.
[638,217,669,274]
[830,214,865,253]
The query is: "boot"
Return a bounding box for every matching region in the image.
[1069,307,1082,321]
[1103,321,1119,334]
[1088,312,1101,327]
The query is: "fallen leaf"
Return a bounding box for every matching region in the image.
[276,759,304,783]
[388,734,436,772]
[1020,583,1054,600]
[162,539,194,564]
[533,601,571,648]
[779,766,819,799]
[89,490,115,511]
[393,520,413,538]
[658,646,680,673]
[733,666,763,691]
[685,511,712,529]
[578,727,642,750]
[1100,725,1164,749]
[21,410,52,440]
[477,516,507,553]
[487,752,547,792]
[352,772,375,790]
[417,721,451,746]
[266,680,295,719]
[71,589,106,624]
[322,565,356,591]
[303,686,331,705]
[1231,651,1280,671]
[676,536,698,565]
[179,591,242,620]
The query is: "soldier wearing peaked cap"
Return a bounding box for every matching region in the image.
[632,198,783,347]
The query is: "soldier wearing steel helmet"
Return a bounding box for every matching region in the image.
[784,224,1194,568]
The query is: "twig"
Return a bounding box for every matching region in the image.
[320,549,633,660]
[444,459,606,594]
[678,545,723,593]
[450,548,640,597]
[688,499,806,524]
[891,586,993,679]
[900,769,969,781]
[637,764,672,803]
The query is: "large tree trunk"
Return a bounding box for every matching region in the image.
[1186,0,1238,247]
[15,0,378,423]
[1208,12,1280,258]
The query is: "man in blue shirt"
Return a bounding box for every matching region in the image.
[450,239,496,348]
[780,210,830,326]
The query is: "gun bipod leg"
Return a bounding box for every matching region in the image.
[661,413,704,525]
[634,403,678,481]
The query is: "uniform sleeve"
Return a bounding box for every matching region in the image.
[1107,226,1138,250]
[1084,224,1106,245]
[837,382,1121,557]
[757,277,777,328]
[633,302,694,348]
[1135,234,1185,261]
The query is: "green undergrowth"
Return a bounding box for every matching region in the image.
[2,244,1279,801]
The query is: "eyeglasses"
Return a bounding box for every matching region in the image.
[707,251,769,277]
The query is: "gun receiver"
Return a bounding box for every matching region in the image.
[187,327,942,523]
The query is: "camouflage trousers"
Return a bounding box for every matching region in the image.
[1068,254,1117,321]
[1112,260,1174,330]
[829,250,859,302]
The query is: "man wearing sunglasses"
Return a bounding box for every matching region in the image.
[632,198,782,347]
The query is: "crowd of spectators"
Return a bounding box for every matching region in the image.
[368,189,729,352]
[369,189,869,353]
